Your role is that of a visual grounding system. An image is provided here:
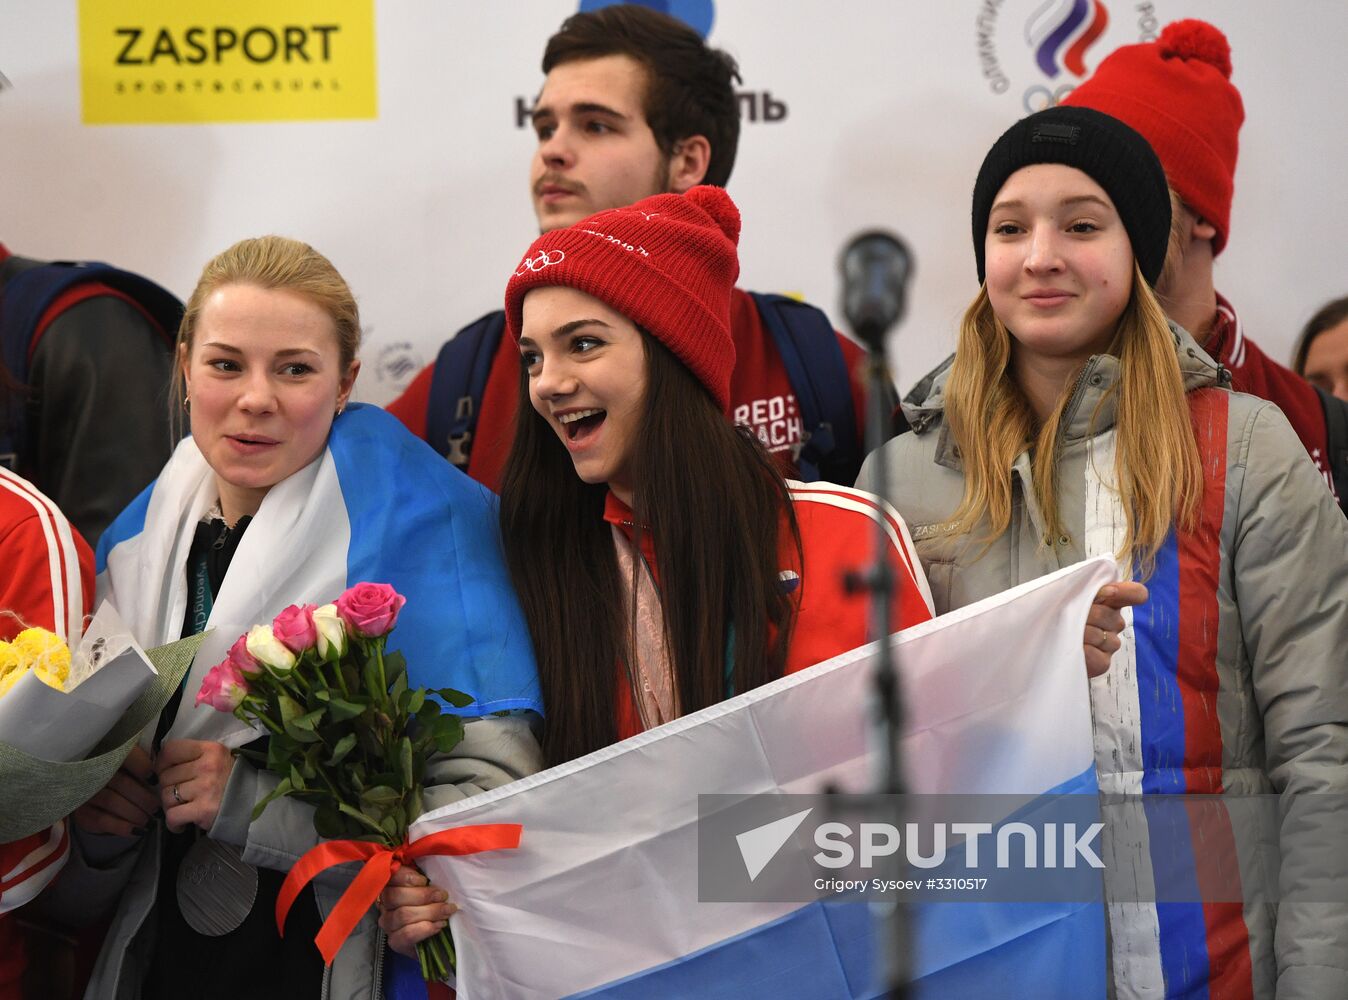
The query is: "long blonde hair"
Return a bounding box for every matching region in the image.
[943,260,1202,578]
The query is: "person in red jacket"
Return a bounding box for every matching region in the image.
[1062,19,1348,510]
[0,464,94,1000]
[499,185,933,764]
[386,4,875,490]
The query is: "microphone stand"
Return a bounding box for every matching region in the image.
[847,313,911,1000]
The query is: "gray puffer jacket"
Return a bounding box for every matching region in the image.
[858,327,1348,1000]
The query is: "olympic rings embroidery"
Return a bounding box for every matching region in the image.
[515,249,566,276]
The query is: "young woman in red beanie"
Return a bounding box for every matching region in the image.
[857,105,1348,999]
[1060,17,1348,510]
[492,185,934,766]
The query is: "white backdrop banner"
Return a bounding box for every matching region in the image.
[1,2,1342,404]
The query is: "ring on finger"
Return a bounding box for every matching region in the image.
[172,784,184,805]
[1098,627,1112,648]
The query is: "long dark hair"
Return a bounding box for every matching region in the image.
[500,333,799,766]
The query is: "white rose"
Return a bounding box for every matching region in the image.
[246,624,297,678]
[312,603,348,660]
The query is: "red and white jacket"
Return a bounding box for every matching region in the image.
[1,466,93,646]
[1206,294,1338,501]
[1,467,93,996]
[606,482,934,740]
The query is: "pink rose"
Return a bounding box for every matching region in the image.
[226,633,264,678]
[195,658,249,712]
[335,582,407,638]
[272,604,319,654]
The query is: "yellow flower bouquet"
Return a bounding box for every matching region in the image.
[0,626,73,698]
[0,604,205,842]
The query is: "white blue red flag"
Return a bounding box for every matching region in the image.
[410,556,1118,998]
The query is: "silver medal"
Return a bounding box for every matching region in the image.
[176,837,259,936]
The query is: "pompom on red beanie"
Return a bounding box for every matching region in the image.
[504,185,740,411]
[1062,19,1243,255]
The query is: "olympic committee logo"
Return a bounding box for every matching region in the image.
[974,0,1171,112]
[515,249,566,277]
[374,340,424,393]
[77,0,377,124]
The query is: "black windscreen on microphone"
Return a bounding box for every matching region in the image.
[839,231,913,348]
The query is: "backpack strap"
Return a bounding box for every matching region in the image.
[1317,386,1348,514]
[1,260,182,471]
[748,291,860,483]
[2,262,180,376]
[0,258,40,470]
[425,311,507,466]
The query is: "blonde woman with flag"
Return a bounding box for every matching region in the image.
[46,236,542,999]
[857,105,1348,998]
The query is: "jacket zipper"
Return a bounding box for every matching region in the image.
[1058,356,1102,435]
[371,927,387,1000]
[318,920,385,999]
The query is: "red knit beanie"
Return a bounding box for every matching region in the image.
[1062,19,1243,255]
[504,186,740,411]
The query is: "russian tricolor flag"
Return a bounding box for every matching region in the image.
[410,557,1118,999]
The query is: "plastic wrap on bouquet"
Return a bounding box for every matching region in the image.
[1,602,159,760]
[408,556,1119,1000]
[0,605,206,842]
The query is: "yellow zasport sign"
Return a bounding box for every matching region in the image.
[78,0,377,124]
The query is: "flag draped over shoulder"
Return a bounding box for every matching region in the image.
[95,404,541,749]
[410,556,1118,999]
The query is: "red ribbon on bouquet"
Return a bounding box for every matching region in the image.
[276,823,523,964]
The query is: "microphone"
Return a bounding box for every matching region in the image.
[840,231,913,350]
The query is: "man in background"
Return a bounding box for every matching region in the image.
[388,3,879,489]
[1064,18,1348,510]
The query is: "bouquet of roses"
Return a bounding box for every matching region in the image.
[196,582,471,982]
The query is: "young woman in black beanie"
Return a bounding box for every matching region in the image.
[858,105,1348,998]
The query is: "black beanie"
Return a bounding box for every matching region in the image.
[971,105,1171,287]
